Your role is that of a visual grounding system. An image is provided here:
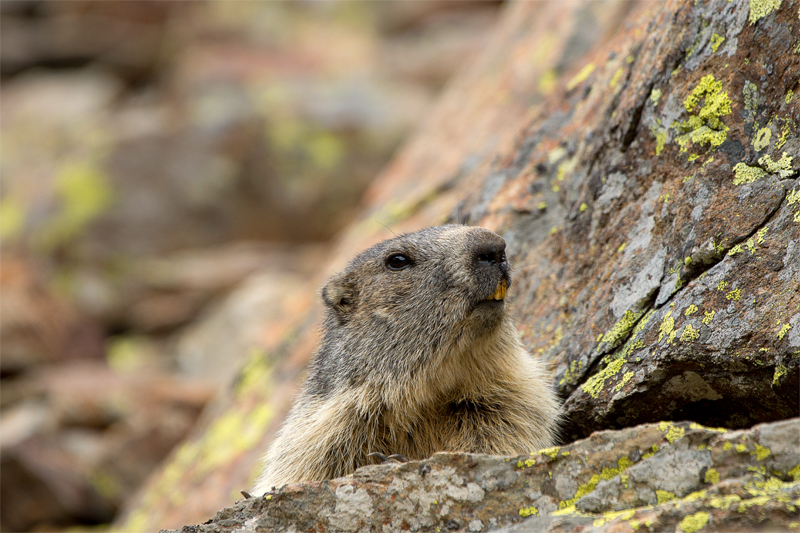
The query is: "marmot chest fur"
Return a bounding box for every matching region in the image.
[253,225,559,494]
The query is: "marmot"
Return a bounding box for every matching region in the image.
[252,225,559,494]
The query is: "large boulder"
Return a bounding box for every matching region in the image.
[160,419,800,533]
[118,0,799,530]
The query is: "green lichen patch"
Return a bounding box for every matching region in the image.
[567,63,596,91]
[705,468,720,484]
[733,163,768,185]
[659,421,686,443]
[516,458,536,469]
[559,456,636,509]
[649,123,668,156]
[582,357,625,399]
[610,67,624,89]
[657,489,676,504]
[753,127,772,151]
[748,0,782,25]
[678,511,710,532]
[753,444,771,461]
[773,362,787,385]
[612,371,635,393]
[651,88,663,106]
[680,324,701,342]
[787,188,800,223]
[710,33,725,53]
[676,74,732,153]
[600,309,645,350]
[743,81,758,114]
[34,159,115,250]
[560,358,584,386]
[759,153,794,178]
[658,309,677,344]
[593,509,635,527]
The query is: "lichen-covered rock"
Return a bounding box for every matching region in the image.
[159,419,800,533]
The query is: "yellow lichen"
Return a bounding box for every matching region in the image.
[759,152,794,178]
[516,458,536,468]
[618,242,626,253]
[680,324,701,342]
[736,443,747,453]
[717,280,728,291]
[650,123,668,156]
[657,490,675,504]
[732,163,768,185]
[749,0,782,25]
[676,74,732,153]
[705,468,720,484]
[559,457,635,509]
[539,69,558,95]
[709,494,741,508]
[539,446,561,460]
[711,33,725,53]
[593,509,636,527]
[777,323,792,340]
[580,202,588,213]
[726,288,741,301]
[519,506,539,517]
[723,441,733,451]
[753,127,772,151]
[600,309,644,348]
[678,511,710,533]
[659,421,686,443]
[658,310,675,343]
[685,304,698,316]
[702,310,716,325]
[773,362,788,385]
[610,67,624,89]
[582,357,625,399]
[753,444,771,461]
[651,88,663,106]
[612,371,634,393]
[567,63,596,91]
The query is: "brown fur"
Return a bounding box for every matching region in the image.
[252,225,559,494]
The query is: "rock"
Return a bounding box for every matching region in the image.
[0,360,214,532]
[0,254,105,375]
[157,419,800,533]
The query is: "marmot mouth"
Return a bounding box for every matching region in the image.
[485,279,507,301]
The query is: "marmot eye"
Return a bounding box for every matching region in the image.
[386,253,412,271]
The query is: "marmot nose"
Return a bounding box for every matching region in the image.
[474,243,508,272]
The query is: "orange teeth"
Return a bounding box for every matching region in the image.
[488,279,507,301]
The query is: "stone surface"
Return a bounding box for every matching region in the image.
[119,0,799,531]
[159,419,800,533]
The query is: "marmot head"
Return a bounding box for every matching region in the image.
[316,225,513,392]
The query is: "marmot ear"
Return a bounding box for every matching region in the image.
[321,273,357,322]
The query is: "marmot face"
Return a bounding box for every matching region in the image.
[317,225,512,390]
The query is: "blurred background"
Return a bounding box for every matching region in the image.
[0,1,505,531]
